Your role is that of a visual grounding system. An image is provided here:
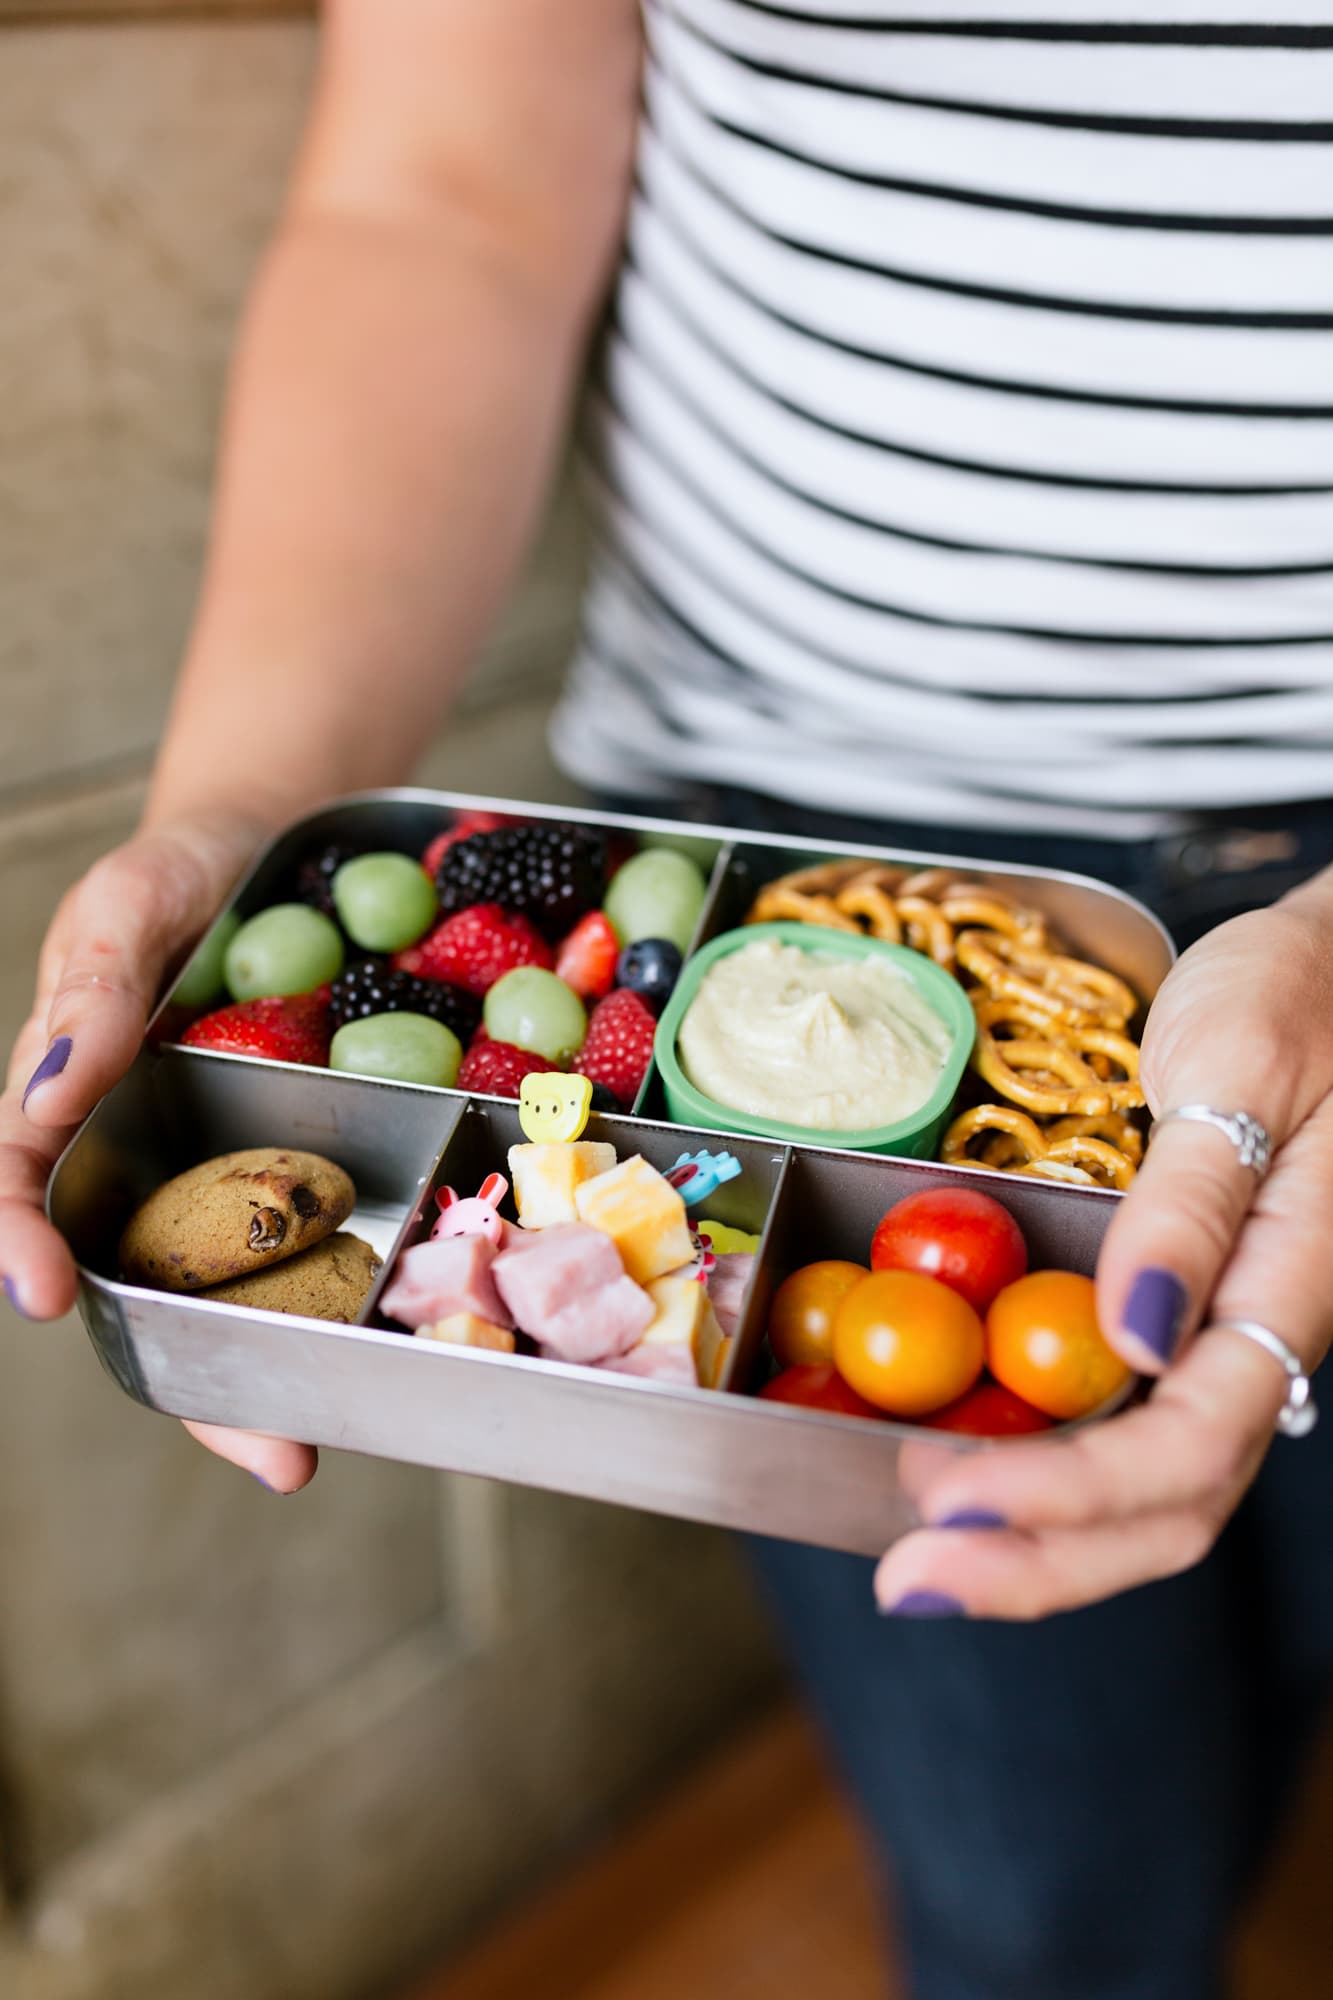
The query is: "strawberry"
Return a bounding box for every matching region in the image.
[180,992,332,1067]
[575,989,657,1109]
[393,903,552,995]
[554,911,619,1000]
[457,1034,558,1099]
[421,812,509,880]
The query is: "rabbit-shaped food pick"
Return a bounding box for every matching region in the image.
[431,1173,509,1247]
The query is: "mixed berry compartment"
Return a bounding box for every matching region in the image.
[160,793,724,1119]
[153,791,1170,1196]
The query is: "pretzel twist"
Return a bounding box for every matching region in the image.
[1041,1135,1139,1191]
[937,892,1047,947]
[973,1033,1124,1117]
[893,895,956,967]
[940,1103,1049,1169]
[956,929,1138,1031]
[1014,1157,1099,1185]
[1046,1112,1144,1165]
[835,882,905,945]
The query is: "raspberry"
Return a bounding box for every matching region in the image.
[393,904,552,996]
[180,992,332,1067]
[329,959,480,1043]
[434,822,605,939]
[575,989,657,1109]
[457,1034,558,1100]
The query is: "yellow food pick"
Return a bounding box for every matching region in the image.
[519,1071,593,1145]
[695,1218,761,1256]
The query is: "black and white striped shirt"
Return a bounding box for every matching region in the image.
[551,1,1333,836]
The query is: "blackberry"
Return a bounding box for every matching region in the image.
[295,842,358,918]
[434,822,605,939]
[586,1081,623,1116]
[329,959,481,1044]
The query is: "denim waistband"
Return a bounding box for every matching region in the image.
[603,787,1333,952]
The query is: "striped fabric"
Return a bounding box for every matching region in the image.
[550,2,1333,835]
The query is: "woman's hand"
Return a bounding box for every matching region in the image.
[874,885,1333,1620]
[1,809,318,1495]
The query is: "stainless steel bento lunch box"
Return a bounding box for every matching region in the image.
[48,791,1173,1556]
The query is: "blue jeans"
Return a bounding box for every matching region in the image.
[612,785,1333,2000]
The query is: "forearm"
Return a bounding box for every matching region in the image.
[145,205,595,836]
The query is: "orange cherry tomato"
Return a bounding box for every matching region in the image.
[921,1379,1054,1437]
[759,1364,884,1420]
[832,1270,985,1418]
[986,1270,1133,1421]
[768,1259,869,1368]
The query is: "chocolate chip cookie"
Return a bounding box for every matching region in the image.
[199,1232,381,1321]
[119,1147,355,1292]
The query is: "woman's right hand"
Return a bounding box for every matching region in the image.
[1,808,318,1493]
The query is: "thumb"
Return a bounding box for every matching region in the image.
[20,824,248,1130]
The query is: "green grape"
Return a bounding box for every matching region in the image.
[604,849,708,955]
[329,1013,461,1087]
[224,904,344,1001]
[483,967,586,1063]
[640,830,722,872]
[332,853,437,952]
[171,910,240,1009]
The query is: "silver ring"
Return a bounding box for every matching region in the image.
[1152,1105,1272,1181]
[1210,1319,1318,1438]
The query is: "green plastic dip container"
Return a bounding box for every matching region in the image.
[655,921,976,1157]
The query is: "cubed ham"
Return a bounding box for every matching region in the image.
[380,1233,511,1332]
[601,1343,697,1385]
[706,1252,756,1341]
[492,1222,623,1331]
[537,1275,654,1365]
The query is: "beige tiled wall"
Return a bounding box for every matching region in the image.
[0,17,775,1999]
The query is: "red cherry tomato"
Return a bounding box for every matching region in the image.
[870,1187,1027,1315]
[921,1379,1054,1437]
[759,1364,884,1420]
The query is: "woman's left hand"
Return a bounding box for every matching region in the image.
[874,881,1333,1620]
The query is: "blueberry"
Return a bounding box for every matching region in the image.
[615,937,683,1015]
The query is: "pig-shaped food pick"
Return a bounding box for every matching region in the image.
[518,1071,594,1146]
[430,1173,509,1247]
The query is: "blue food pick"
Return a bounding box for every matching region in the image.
[666,1149,743,1207]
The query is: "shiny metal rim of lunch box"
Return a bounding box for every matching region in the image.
[46,791,1164,1557]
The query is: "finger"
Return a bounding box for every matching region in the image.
[1097,1115,1275,1377]
[911,1329,1282,1537]
[182,1422,319,1495]
[874,1508,1217,1622]
[0,1094,80,1319]
[1098,938,1329,1375]
[19,846,208,1129]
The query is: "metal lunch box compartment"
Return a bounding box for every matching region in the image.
[47,791,1173,1556]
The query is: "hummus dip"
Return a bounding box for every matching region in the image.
[677,938,954,1132]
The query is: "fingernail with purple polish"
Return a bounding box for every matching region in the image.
[937,1508,1008,1532]
[3,1276,28,1319]
[1122,1267,1188,1364]
[881,1590,966,1619]
[23,1035,72,1110]
[248,1472,277,1494]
